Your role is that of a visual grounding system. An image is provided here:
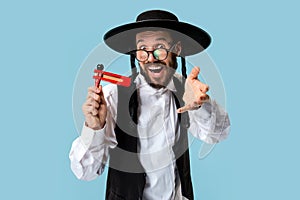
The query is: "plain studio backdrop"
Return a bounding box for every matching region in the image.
[0,0,299,199]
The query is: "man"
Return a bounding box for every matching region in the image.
[69,10,230,200]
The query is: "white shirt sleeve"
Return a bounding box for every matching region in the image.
[69,84,118,181]
[188,98,230,144]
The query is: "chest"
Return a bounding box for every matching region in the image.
[137,90,179,151]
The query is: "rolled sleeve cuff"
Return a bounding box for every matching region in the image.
[74,123,107,161]
[188,98,230,144]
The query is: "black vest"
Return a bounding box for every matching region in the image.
[105,76,194,200]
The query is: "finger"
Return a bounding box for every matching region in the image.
[191,81,209,94]
[201,83,209,93]
[87,86,99,100]
[87,91,101,102]
[195,94,210,105]
[84,105,99,116]
[83,105,94,116]
[195,81,209,93]
[188,66,200,80]
[96,85,105,103]
[177,105,192,113]
[85,98,100,108]
[99,90,107,106]
[88,86,101,94]
[202,94,210,102]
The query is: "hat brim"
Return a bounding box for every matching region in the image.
[103,20,211,56]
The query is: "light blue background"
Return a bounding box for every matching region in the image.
[1,0,299,199]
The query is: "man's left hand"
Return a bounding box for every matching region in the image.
[177,66,210,113]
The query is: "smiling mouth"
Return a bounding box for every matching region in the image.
[148,65,163,73]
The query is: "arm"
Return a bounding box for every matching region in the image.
[188,98,230,143]
[177,66,230,143]
[69,85,118,181]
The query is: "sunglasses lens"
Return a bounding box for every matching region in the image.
[136,50,148,61]
[153,49,167,60]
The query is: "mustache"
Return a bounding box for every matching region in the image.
[143,61,167,68]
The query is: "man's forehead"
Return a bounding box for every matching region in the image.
[136,31,172,43]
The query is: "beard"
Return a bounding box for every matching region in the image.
[139,54,178,89]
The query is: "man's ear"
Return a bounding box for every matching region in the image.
[175,41,182,56]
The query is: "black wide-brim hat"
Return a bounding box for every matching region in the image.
[104,10,211,56]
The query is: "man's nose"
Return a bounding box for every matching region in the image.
[147,51,157,63]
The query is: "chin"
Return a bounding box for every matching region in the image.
[139,62,176,88]
[149,83,165,89]
[148,75,172,88]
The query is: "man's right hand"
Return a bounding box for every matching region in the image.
[82,86,107,130]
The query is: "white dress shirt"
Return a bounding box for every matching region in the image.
[69,73,230,200]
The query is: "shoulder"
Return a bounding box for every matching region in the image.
[173,73,184,83]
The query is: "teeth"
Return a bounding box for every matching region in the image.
[148,66,162,70]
